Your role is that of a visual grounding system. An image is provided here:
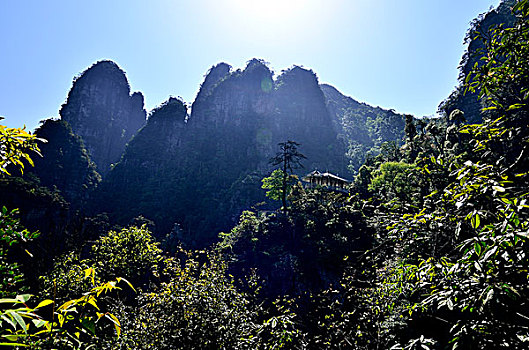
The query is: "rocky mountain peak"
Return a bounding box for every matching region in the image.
[273,66,328,124]
[277,66,319,89]
[149,97,187,124]
[190,59,274,127]
[242,58,274,93]
[59,60,147,176]
[194,63,232,103]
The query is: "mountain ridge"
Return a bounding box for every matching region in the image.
[14,58,407,246]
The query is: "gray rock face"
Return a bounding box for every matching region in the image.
[190,60,345,173]
[190,59,275,128]
[93,97,188,233]
[271,66,344,172]
[193,62,232,104]
[60,60,147,175]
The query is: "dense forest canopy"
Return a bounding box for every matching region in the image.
[1,0,529,348]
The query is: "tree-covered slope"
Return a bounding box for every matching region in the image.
[321,83,406,171]
[24,119,100,207]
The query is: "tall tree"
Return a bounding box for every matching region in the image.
[270,141,306,213]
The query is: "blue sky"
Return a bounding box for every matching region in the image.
[1,0,500,130]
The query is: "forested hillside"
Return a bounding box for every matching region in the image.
[322,83,406,170]
[1,0,528,348]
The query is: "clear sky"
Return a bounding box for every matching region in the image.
[1,0,500,130]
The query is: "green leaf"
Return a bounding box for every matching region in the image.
[105,313,121,337]
[517,231,529,239]
[7,311,27,333]
[271,318,277,328]
[15,294,31,304]
[482,288,494,307]
[81,317,96,335]
[513,0,527,12]
[86,296,99,310]
[474,242,482,256]
[507,103,525,111]
[482,246,498,262]
[115,277,136,293]
[35,300,54,309]
[1,314,16,329]
[0,342,29,347]
[31,319,47,328]
[471,213,481,229]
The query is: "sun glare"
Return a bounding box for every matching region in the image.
[219,0,328,43]
[226,0,305,21]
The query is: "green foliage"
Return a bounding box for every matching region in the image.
[1,269,131,348]
[40,224,161,304]
[116,251,251,349]
[218,210,260,251]
[0,207,39,298]
[3,2,529,349]
[0,120,130,349]
[220,185,371,298]
[0,120,43,176]
[322,84,406,172]
[114,249,305,349]
[322,3,529,348]
[306,4,529,349]
[91,225,163,287]
[269,141,306,213]
[261,169,299,206]
[39,252,95,304]
[368,161,420,207]
[262,169,286,202]
[270,141,306,174]
[439,0,517,123]
[466,0,529,120]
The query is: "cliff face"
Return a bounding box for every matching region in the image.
[59,60,147,175]
[190,60,346,174]
[439,0,516,122]
[272,67,346,172]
